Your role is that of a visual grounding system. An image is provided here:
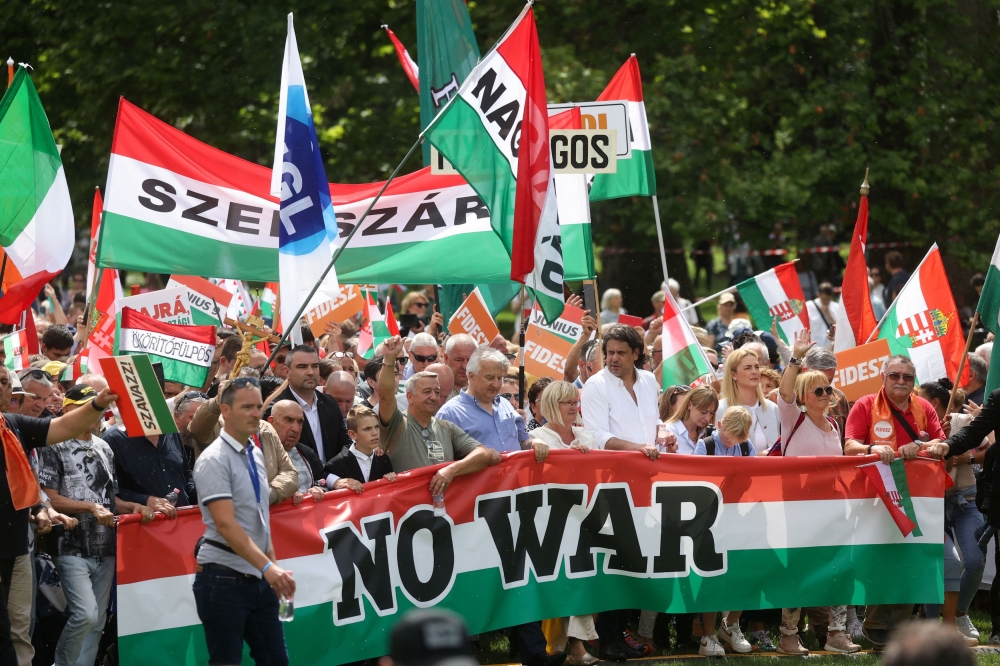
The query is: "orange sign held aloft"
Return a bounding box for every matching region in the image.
[304,285,365,337]
[447,288,500,346]
[832,338,891,403]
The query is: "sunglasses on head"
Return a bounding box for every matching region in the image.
[331,351,355,359]
[812,385,835,398]
[220,376,261,401]
[886,371,916,383]
[19,368,51,381]
[670,384,692,393]
[183,391,208,400]
[412,352,438,363]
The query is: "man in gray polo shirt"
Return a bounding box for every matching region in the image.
[193,377,296,666]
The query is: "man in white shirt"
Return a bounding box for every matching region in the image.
[806,282,840,350]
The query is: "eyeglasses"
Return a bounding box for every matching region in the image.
[669,385,692,393]
[183,391,208,400]
[412,352,438,363]
[220,376,261,401]
[812,386,835,398]
[500,392,516,401]
[504,353,518,360]
[395,357,408,367]
[559,400,580,407]
[19,369,51,381]
[886,372,916,383]
[330,351,355,359]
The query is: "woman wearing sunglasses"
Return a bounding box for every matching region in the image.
[774,329,860,655]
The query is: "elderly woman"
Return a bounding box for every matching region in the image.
[599,288,626,325]
[774,330,859,655]
[532,381,594,451]
[717,348,779,455]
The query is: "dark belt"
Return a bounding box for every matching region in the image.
[200,562,257,579]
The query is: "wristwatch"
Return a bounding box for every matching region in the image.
[788,357,802,366]
[970,453,976,465]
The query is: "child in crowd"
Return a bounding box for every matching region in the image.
[698,406,757,457]
[325,406,396,492]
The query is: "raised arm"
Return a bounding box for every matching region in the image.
[563,312,597,383]
[779,329,813,405]
[377,336,404,424]
[46,389,117,444]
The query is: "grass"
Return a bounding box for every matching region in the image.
[472,609,1000,664]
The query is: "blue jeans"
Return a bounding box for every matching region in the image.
[54,555,115,666]
[950,499,987,613]
[193,566,288,666]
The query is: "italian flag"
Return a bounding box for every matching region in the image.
[735,262,809,343]
[117,307,217,387]
[858,459,922,537]
[99,354,178,438]
[2,330,30,371]
[979,235,1000,395]
[874,244,968,386]
[661,291,714,388]
[358,291,400,360]
[424,5,565,323]
[0,67,75,324]
[589,55,656,201]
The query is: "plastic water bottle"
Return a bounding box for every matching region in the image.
[432,493,446,517]
[165,488,180,506]
[655,424,669,453]
[278,595,294,622]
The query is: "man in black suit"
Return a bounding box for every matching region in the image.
[266,345,351,464]
[324,405,395,491]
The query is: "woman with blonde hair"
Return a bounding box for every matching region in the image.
[774,329,859,655]
[532,381,594,451]
[664,386,718,454]
[717,348,779,455]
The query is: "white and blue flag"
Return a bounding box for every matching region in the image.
[271,13,340,340]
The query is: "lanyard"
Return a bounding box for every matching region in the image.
[242,440,269,539]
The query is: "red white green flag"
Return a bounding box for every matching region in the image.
[358,290,400,360]
[99,354,178,437]
[424,6,565,323]
[116,307,217,387]
[61,348,90,382]
[735,262,809,343]
[858,459,922,537]
[874,244,968,386]
[661,291,715,388]
[2,330,30,371]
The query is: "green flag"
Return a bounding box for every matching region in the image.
[978,236,1000,395]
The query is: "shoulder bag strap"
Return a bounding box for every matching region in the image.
[783,412,808,454]
[888,403,922,442]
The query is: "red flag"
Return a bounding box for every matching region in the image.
[384,26,419,92]
[833,190,878,351]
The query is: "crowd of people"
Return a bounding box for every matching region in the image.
[0,262,998,666]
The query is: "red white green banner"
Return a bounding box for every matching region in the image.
[116,307,216,387]
[116,452,945,666]
[99,354,178,437]
[736,261,809,343]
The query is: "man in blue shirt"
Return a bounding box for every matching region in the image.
[435,347,560,666]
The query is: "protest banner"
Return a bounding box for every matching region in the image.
[303,284,365,338]
[166,275,232,326]
[832,338,891,403]
[116,451,946,666]
[116,307,217,386]
[115,287,194,325]
[447,288,500,345]
[99,354,177,437]
[523,305,586,379]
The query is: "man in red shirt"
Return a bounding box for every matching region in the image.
[843,355,946,649]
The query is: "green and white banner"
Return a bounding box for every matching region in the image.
[117,451,945,666]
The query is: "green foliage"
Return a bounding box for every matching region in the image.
[3,0,999,270]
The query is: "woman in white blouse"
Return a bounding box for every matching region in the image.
[532,381,595,451]
[664,386,719,454]
[717,348,779,454]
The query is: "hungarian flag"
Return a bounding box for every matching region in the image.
[166,275,231,326]
[384,25,419,92]
[661,291,715,389]
[271,14,341,343]
[358,291,399,360]
[549,107,594,281]
[99,354,178,438]
[99,100,514,286]
[255,282,278,321]
[858,459,921,537]
[589,55,656,201]
[117,307,217,387]
[834,188,878,352]
[977,235,1000,395]
[2,330,30,371]
[0,67,75,324]
[61,348,89,382]
[85,188,103,307]
[735,262,809,343]
[425,6,565,323]
[874,244,968,386]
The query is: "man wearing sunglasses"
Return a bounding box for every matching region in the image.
[403,333,440,380]
[843,354,946,649]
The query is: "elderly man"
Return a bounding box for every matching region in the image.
[843,355,946,649]
[325,371,359,422]
[267,400,325,506]
[964,353,988,407]
[267,345,352,464]
[173,391,208,475]
[442,334,477,400]
[424,363,455,399]
[379,339,561,666]
[580,324,666,661]
[437,347,550,461]
[802,347,850,441]
[403,332,440,380]
[18,368,52,418]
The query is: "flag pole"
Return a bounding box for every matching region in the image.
[518,284,528,409]
[679,258,802,314]
[946,311,978,413]
[651,195,669,288]
[263,135,424,368]
[6,58,13,87]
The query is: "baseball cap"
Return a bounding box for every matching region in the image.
[389,609,478,666]
[43,361,67,379]
[63,384,97,407]
[719,292,736,305]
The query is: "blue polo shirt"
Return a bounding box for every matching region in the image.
[436,390,528,453]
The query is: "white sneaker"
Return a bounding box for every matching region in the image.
[699,635,726,657]
[957,614,980,640]
[847,618,865,641]
[717,621,752,653]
